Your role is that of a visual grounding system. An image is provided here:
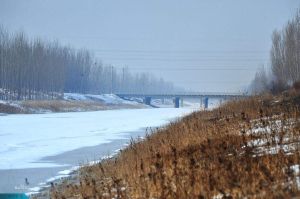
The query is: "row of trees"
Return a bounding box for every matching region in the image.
[251,10,300,94]
[0,26,177,100]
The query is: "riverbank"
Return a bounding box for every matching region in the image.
[0,93,146,114]
[46,90,300,198]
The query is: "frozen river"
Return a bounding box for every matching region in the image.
[0,107,195,193]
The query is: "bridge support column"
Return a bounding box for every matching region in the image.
[180,98,183,107]
[174,97,180,108]
[204,97,209,109]
[144,97,152,106]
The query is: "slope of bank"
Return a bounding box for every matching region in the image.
[0,93,146,114]
[38,90,300,198]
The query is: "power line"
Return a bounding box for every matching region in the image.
[163,81,252,85]
[113,67,256,71]
[95,57,265,62]
[173,79,250,82]
[89,49,268,54]
[112,63,266,68]
[95,55,266,59]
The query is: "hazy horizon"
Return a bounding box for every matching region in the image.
[1,0,299,92]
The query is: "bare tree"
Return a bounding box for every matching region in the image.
[252,9,300,94]
[0,26,178,100]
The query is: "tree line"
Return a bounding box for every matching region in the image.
[0,26,177,100]
[251,10,300,94]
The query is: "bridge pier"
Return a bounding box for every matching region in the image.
[174,97,180,108]
[204,97,209,109]
[144,97,152,106]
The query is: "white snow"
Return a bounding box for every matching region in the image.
[63,93,88,101]
[46,175,69,183]
[0,100,22,109]
[0,108,195,170]
[28,186,41,192]
[57,169,74,175]
[245,117,299,156]
[63,93,139,105]
[291,165,300,174]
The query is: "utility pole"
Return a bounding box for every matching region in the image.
[110,65,113,94]
[122,67,125,83]
[122,67,125,93]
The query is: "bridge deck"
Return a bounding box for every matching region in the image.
[116,93,247,98]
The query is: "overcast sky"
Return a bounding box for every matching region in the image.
[0,0,299,92]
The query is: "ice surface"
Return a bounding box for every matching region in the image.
[0,108,195,169]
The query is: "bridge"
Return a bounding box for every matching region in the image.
[116,92,248,108]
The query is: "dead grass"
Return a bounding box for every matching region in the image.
[21,100,108,112]
[43,90,300,199]
[0,100,144,114]
[0,103,23,114]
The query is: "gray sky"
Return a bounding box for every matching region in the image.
[0,0,299,92]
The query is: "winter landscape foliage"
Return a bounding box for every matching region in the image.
[251,10,300,94]
[1,4,300,199]
[33,8,300,199]
[0,26,177,100]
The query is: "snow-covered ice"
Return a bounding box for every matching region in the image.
[0,108,194,170]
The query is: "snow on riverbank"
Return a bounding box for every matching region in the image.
[0,93,144,114]
[0,108,195,170]
[63,93,139,105]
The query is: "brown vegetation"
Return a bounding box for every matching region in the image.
[43,91,300,199]
[294,81,300,91]
[0,100,144,114]
[0,102,23,114]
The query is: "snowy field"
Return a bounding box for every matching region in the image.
[0,108,195,170]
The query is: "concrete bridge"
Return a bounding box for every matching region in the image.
[116,92,248,108]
